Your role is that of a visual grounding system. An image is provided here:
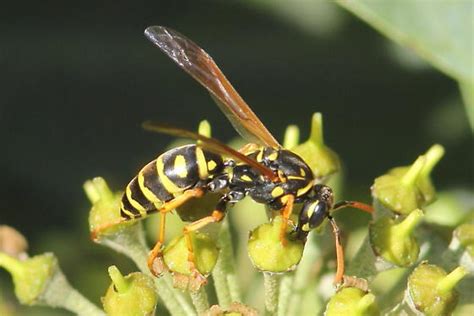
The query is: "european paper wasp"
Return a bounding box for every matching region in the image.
[96,26,373,286]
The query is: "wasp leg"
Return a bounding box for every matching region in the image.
[332,200,373,214]
[183,209,225,286]
[90,218,130,241]
[148,187,205,276]
[279,194,295,246]
[328,216,344,285]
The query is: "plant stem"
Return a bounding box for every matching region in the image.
[190,288,209,314]
[212,217,241,307]
[286,234,321,316]
[42,267,105,316]
[277,274,292,316]
[263,272,280,315]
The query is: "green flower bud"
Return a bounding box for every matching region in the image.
[369,209,423,266]
[103,266,158,316]
[247,216,304,273]
[0,252,104,315]
[372,156,425,215]
[84,177,133,239]
[454,223,474,257]
[408,263,467,316]
[415,144,444,204]
[0,252,57,305]
[325,287,380,316]
[283,124,300,149]
[292,113,340,179]
[163,232,219,276]
[372,145,444,215]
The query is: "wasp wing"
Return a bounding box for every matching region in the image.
[144,26,280,148]
[143,121,277,181]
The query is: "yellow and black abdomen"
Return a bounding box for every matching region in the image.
[120,144,224,220]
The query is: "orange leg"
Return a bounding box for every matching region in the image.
[147,188,204,275]
[279,194,295,246]
[333,200,373,214]
[90,218,129,241]
[328,217,345,285]
[183,210,225,284]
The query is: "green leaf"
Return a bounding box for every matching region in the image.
[336,0,473,84]
[336,0,474,133]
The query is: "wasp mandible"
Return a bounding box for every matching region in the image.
[95,26,373,286]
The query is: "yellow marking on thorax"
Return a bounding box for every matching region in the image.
[125,185,147,216]
[241,174,253,182]
[207,160,217,172]
[267,151,278,161]
[300,168,306,177]
[195,148,208,180]
[174,155,188,178]
[297,181,313,197]
[138,170,161,205]
[256,150,264,162]
[287,176,305,180]
[271,186,285,198]
[156,157,181,193]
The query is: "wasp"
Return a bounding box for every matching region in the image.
[97,26,373,286]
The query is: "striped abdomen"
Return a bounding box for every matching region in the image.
[120,144,224,219]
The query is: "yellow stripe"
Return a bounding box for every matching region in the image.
[138,170,162,208]
[174,155,188,178]
[297,182,313,197]
[287,176,305,180]
[196,147,208,180]
[120,201,136,218]
[125,185,147,214]
[256,149,264,162]
[241,175,252,182]
[156,157,181,193]
[300,168,306,177]
[267,151,278,161]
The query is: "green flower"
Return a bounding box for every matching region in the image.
[163,232,219,276]
[325,287,379,316]
[408,263,467,316]
[369,209,423,266]
[0,252,57,305]
[84,177,134,239]
[103,266,158,316]
[247,216,304,273]
[372,145,444,215]
[291,113,340,179]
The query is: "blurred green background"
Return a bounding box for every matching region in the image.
[1,0,472,315]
